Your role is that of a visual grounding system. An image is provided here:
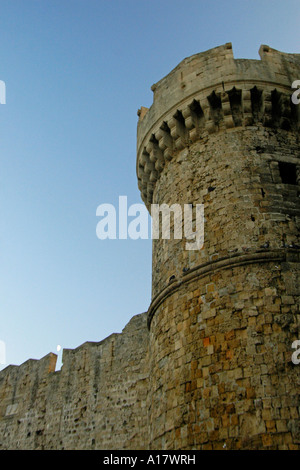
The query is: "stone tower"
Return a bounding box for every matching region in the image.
[137,43,300,450]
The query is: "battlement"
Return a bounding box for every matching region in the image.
[0,313,149,449]
[137,43,300,207]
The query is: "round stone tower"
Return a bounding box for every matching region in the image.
[137,44,300,450]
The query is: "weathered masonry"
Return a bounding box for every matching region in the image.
[1,43,300,450]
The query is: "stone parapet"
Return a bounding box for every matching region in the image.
[0,313,149,449]
[137,44,300,207]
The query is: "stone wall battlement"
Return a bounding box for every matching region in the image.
[0,313,149,449]
[137,43,300,207]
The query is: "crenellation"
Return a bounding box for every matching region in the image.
[0,313,149,449]
[137,44,300,206]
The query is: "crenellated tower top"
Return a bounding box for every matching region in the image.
[136,43,300,208]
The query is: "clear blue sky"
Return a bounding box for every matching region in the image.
[0,0,299,370]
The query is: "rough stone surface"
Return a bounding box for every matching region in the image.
[0,313,149,449]
[141,43,300,450]
[0,43,299,450]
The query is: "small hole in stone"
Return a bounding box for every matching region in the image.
[278,162,297,185]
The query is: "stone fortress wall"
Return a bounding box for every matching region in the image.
[0,313,149,449]
[0,43,299,450]
[137,43,300,450]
